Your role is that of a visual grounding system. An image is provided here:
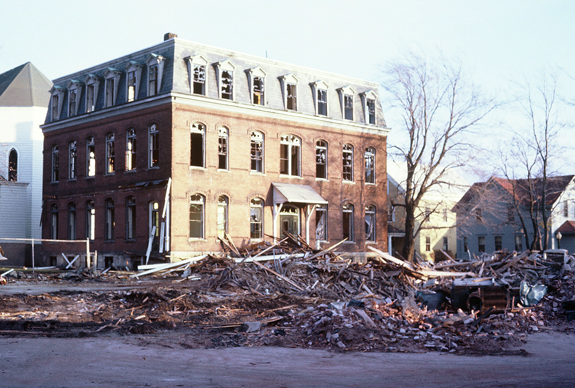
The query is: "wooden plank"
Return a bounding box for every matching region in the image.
[306,238,348,261]
[131,255,206,278]
[252,260,304,291]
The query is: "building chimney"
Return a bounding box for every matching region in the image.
[164,33,178,41]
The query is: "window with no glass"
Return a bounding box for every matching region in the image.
[125,129,136,171]
[50,204,58,239]
[316,140,327,179]
[250,198,263,239]
[105,199,115,241]
[190,123,205,168]
[106,133,115,174]
[8,149,17,182]
[68,141,77,180]
[342,203,354,242]
[218,127,228,170]
[316,204,327,241]
[68,203,76,240]
[364,147,375,184]
[287,83,297,110]
[148,124,159,168]
[217,196,228,239]
[342,144,353,181]
[126,196,136,240]
[253,76,264,105]
[344,94,353,120]
[280,135,301,176]
[51,144,59,182]
[365,205,376,242]
[250,131,264,173]
[86,201,95,241]
[149,65,158,96]
[86,137,96,177]
[189,194,205,239]
[193,64,206,95]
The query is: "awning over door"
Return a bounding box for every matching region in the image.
[272,182,328,205]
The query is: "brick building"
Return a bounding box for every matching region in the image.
[41,33,389,268]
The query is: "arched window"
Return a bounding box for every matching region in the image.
[106,133,115,174]
[86,200,95,241]
[218,127,228,170]
[50,204,59,239]
[68,141,77,180]
[68,203,76,240]
[365,147,375,184]
[342,144,353,181]
[148,124,159,168]
[217,195,229,239]
[315,140,327,179]
[365,205,376,242]
[8,149,17,182]
[86,137,96,177]
[126,196,136,240]
[149,201,160,250]
[105,199,115,241]
[189,194,205,238]
[125,128,137,171]
[51,145,60,182]
[250,131,264,173]
[280,134,301,176]
[343,203,354,242]
[190,123,205,168]
[250,198,264,239]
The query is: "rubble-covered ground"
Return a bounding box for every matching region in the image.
[1,240,574,356]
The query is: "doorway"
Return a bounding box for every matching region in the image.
[279,206,299,238]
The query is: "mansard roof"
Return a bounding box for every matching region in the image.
[0,62,52,107]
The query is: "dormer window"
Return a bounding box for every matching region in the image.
[103,68,122,107]
[216,60,235,100]
[361,90,378,125]
[125,61,143,102]
[146,53,166,97]
[185,55,208,95]
[280,74,298,111]
[311,80,329,116]
[338,86,355,121]
[67,80,83,117]
[49,86,66,121]
[247,67,266,105]
[84,74,100,113]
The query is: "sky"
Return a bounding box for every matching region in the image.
[1,0,574,180]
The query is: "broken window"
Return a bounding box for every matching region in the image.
[68,141,77,180]
[365,205,376,242]
[68,203,76,240]
[478,236,486,253]
[316,205,327,242]
[190,123,205,168]
[443,236,449,251]
[51,94,59,121]
[367,98,376,124]
[148,124,159,168]
[105,199,115,241]
[344,94,353,120]
[127,71,136,102]
[69,89,77,117]
[8,148,17,182]
[253,76,264,105]
[221,70,233,100]
[149,201,159,249]
[125,129,136,171]
[86,136,96,177]
[250,131,264,173]
[317,89,327,116]
[250,198,263,239]
[106,133,115,174]
[126,196,136,240]
[342,144,353,181]
[316,140,327,179]
[86,84,95,113]
[494,235,502,251]
[86,200,95,241]
[50,204,58,239]
[51,144,59,182]
[105,78,114,107]
[218,127,228,170]
[149,65,158,96]
[287,83,297,110]
[280,135,301,176]
[425,236,431,252]
[364,147,375,184]
[193,64,206,95]
[343,203,354,242]
[189,194,204,239]
[217,195,228,239]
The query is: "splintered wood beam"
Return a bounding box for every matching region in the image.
[252,260,303,291]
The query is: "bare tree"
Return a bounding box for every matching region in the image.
[384,51,495,262]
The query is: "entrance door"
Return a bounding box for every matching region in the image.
[279,206,299,238]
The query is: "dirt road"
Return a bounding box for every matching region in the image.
[1,332,574,387]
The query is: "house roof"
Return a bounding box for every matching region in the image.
[0,62,52,107]
[455,175,575,210]
[556,221,575,235]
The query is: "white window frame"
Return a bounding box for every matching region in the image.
[103,68,122,107]
[315,140,328,180]
[250,131,264,173]
[280,134,301,177]
[51,144,59,182]
[86,136,96,177]
[125,61,143,102]
[125,128,137,172]
[190,123,205,168]
[365,205,376,242]
[66,80,83,117]
[217,195,229,239]
[315,204,328,242]
[218,126,229,170]
[361,90,378,125]
[280,74,298,111]
[86,200,95,241]
[68,141,77,180]
[338,85,355,121]
[343,203,354,242]
[189,194,205,239]
[184,54,209,96]
[364,147,376,184]
[126,196,136,240]
[148,124,159,169]
[105,133,115,175]
[250,197,264,240]
[49,86,66,121]
[84,74,100,113]
[247,66,266,105]
[343,144,354,182]
[215,60,235,100]
[146,53,166,97]
[311,80,329,116]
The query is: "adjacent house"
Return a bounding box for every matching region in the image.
[41,33,389,268]
[387,161,468,261]
[0,62,52,265]
[454,175,575,258]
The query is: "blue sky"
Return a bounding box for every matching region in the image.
[2,0,573,178]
